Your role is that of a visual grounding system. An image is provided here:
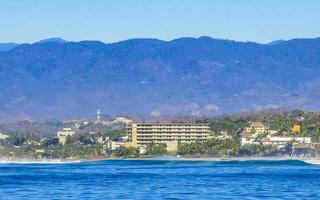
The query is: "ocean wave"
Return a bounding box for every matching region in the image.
[300,159,320,165]
[144,155,316,165]
[1,157,319,165]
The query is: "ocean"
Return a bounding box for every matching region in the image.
[0,159,319,199]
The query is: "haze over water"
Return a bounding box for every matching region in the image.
[0,160,319,199]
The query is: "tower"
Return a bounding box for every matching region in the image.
[96,109,101,123]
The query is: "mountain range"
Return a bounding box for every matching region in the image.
[0,36,320,121]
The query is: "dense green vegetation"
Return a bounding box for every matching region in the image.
[0,129,127,159]
[209,117,249,139]
[178,138,241,157]
[146,142,167,155]
[113,146,139,158]
[104,129,127,140]
[43,144,101,159]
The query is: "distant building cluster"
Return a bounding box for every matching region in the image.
[241,122,311,151]
[57,113,134,151]
[8,109,317,159]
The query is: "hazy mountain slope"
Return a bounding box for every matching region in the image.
[35,37,68,44]
[0,43,20,52]
[0,37,320,121]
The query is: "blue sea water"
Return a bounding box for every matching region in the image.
[0,160,319,200]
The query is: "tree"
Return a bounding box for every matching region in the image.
[104,130,126,140]
[77,134,92,145]
[113,146,139,158]
[65,135,77,145]
[8,134,27,146]
[43,137,59,147]
[147,142,167,155]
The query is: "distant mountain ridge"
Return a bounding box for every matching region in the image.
[35,37,68,44]
[0,42,20,52]
[0,36,320,121]
[0,38,68,52]
[267,39,286,45]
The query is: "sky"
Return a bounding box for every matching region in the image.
[1,0,320,44]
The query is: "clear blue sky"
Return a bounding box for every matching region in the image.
[1,0,320,43]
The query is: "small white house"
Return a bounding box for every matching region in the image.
[113,117,133,124]
[0,132,9,140]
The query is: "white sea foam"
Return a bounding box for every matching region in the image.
[0,159,82,164]
[148,156,315,163]
[301,159,320,165]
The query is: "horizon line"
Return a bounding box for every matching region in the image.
[2,35,320,46]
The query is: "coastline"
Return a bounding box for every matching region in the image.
[122,156,320,163]
[1,156,319,164]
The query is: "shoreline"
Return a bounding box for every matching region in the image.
[1,156,319,164]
